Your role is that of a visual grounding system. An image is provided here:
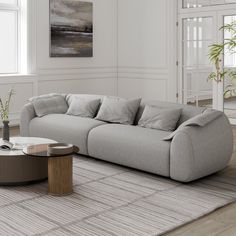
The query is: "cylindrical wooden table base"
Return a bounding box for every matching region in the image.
[48,155,73,196]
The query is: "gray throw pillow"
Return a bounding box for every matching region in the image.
[95,97,141,125]
[32,95,68,117]
[66,98,101,118]
[138,105,182,131]
[181,109,223,127]
[29,93,62,102]
[163,109,223,141]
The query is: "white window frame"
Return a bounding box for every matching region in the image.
[0,0,27,75]
[180,0,236,10]
[179,1,236,14]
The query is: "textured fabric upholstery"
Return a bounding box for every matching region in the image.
[169,114,233,182]
[29,114,105,155]
[29,93,65,102]
[95,97,141,125]
[186,109,223,126]
[32,95,68,117]
[20,103,36,137]
[20,94,233,183]
[135,100,206,126]
[163,109,223,141]
[66,94,104,106]
[88,124,172,176]
[138,106,182,131]
[66,98,101,118]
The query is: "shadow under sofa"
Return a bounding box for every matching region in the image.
[20,94,233,182]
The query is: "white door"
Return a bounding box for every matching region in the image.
[179,13,216,109]
[178,1,236,121]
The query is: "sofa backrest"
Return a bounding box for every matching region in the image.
[135,100,206,126]
[66,94,206,127]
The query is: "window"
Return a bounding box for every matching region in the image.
[0,0,26,74]
[182,17,213,107]
[223,15,236,119]
[224,15,236,68]
[183,0,236,8]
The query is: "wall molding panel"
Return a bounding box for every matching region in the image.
[118,67,169,75]
[118,75,168,81]
[117,0,177,101]
[37,67,117,76]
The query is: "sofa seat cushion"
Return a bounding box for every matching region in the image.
[88,124,172,176]
[29,114,105,155]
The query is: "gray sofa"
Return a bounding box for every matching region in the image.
[20,94,233,182]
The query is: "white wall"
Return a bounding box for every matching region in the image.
[117,0,177,101]
[35,0,117,96]
[3,0,118,125]
[1,0,177,125]
[0,76,36,125]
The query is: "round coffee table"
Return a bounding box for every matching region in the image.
[23,144,78,196]
[0,137,56,186]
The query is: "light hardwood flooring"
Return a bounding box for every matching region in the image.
[1,126,236,235]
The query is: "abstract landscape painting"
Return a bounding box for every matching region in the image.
[50,0,93,57]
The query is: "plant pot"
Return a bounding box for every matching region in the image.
[2,121,9,141]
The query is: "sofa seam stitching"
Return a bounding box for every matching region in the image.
[86,123,109,155]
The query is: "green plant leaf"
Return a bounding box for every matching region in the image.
[0,89,15,122]
[207,72,217,81]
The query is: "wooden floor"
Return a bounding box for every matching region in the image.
[2,126,236,235]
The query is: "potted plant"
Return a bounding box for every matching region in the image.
[208,21,236,97]
[0,89,15,141]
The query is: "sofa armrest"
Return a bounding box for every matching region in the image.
[170,114,233,182]
[20,103,36,137]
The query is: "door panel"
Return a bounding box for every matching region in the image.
[182,16,213,107]
[223,15,236,119]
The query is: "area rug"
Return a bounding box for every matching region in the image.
[0,155,236,236]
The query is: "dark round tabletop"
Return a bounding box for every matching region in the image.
[23,144,77,158]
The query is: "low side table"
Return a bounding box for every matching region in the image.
[23,144,78,196]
